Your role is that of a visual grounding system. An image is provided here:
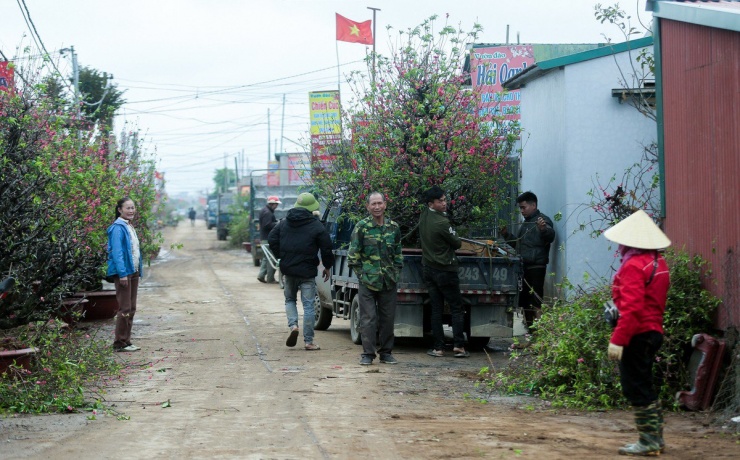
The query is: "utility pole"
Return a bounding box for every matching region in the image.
[280,93,286,154]
[223,153,228,193]
[367,7,380,85]
[267,108,271,165]
[71,46,79,115]
[61,46,80,115]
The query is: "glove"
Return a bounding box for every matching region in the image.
[608,343,623,361]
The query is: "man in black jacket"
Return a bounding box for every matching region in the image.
[257,196,281,283]
[268,193,334,350]
[419,185,469,358]
[501,191,556,334]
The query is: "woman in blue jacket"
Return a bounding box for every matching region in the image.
[107,197,144,352]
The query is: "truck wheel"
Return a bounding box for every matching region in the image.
[349,296,362,344]
[217,229,227,240]
[314,293,333,330]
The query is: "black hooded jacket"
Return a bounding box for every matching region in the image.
[267,208,335,278]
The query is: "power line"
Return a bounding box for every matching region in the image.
[122,59,364,105]
[16,0,74,94]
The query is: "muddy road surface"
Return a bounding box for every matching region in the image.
[1,220,737,459]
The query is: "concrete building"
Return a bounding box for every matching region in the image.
[503,37,656,291]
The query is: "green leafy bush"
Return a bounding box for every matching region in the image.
[0,321,121,414]
[228,211,251,249]
[483,249,719,409]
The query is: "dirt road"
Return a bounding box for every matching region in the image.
[1,221,737,459]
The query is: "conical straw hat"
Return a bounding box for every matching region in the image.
[603,210,671,249]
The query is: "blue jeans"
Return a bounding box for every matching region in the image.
[283,275,317,345]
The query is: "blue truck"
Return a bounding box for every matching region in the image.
[207,199,217,230]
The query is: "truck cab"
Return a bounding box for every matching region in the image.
[207,199,217,230]
[216,192,235,241]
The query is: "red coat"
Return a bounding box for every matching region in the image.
[610,251,670,347]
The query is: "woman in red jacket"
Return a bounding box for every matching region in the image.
[604,210,671,456]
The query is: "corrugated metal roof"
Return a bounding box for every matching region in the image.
[648,0,740,31]
[503,37,654,89]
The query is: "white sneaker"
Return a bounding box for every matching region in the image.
[115,344,141,352]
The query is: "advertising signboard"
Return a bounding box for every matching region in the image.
[267,160,280,186]
[309,90,342,172]
[288,155,307,185]
[469,45,535,123]
[0,61,14,93]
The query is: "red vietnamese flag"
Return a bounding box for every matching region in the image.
[336,13,373,45]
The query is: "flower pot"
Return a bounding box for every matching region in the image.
[73,290,119,321]
[58,298,89,324]
[0,347,38,375]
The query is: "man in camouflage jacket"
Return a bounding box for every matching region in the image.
[348,192,403,365]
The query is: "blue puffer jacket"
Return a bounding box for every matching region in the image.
[106,218,143,279]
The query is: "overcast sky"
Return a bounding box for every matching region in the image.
[1,0,649,197]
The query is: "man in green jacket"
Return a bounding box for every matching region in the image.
[348,192,403,365]
[419,185,469,358]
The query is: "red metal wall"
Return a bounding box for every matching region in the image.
[661,19,740,331]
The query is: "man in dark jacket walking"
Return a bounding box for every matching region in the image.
[419,185,469,358]
[501,191,556,334]
[257,195,281,284]
[268,193,334,350]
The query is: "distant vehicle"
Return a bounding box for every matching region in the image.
[216,192,235,241]
[207,199,217,230]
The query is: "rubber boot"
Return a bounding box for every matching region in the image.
[618,405,662,456]
[652,401,665,452]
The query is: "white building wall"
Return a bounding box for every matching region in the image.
[518,47,656,295]
[518,71,567,295]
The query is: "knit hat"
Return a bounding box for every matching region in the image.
[294,193,319,212]
[603,210,671,249]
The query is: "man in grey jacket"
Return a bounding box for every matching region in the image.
[501,191,555,334]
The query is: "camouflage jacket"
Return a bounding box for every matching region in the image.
[347,217,403,291]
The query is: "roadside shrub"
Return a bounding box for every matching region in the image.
[228,211,251,249]
[227,193,250,248]
[483,249,720,409]
[0,321,121,414]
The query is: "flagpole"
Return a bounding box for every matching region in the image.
[367,6,380,86]
[335,40,341,94]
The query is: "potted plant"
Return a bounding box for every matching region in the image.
[0,336,38,375]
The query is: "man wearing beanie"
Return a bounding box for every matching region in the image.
[268,192,334,350]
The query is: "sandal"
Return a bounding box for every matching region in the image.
[304,343,321,351]
[286,327,299,347]
[453,348,470,358]
[427,349,444,357]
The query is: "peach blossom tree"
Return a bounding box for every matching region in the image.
[312,16,518,243]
